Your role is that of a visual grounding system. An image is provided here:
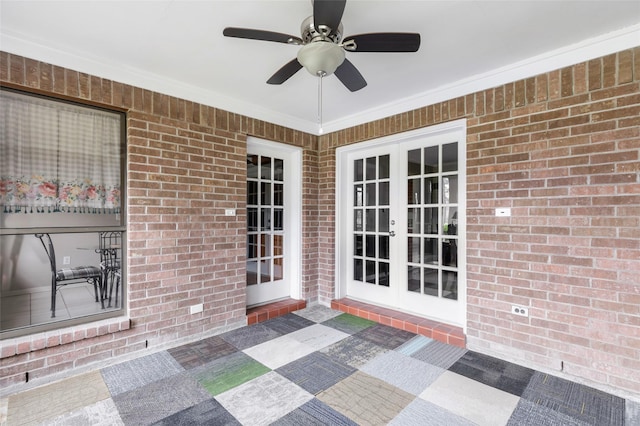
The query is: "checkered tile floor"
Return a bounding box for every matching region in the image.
[3,305,638,425]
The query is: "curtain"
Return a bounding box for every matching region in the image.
[0,90,122,214]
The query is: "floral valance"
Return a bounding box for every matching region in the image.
[1,89,122,215]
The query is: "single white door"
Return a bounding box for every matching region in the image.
[337,122,466,327]
[246,138,301,307]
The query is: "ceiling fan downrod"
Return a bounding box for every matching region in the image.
[318,71,325,134]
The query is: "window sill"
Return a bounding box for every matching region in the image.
[0,316,131,359]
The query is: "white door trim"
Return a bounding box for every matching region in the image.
[247,137,302,303]
[334,119,467,328]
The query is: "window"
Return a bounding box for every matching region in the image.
[0,88,126,338]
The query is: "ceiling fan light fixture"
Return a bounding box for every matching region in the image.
[297,42,345,77]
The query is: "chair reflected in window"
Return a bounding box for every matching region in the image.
[35,233,103,318]
[99,231,122,308]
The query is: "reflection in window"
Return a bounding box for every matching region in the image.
[1,89,126,338]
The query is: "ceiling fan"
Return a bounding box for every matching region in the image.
[223,0,421,92]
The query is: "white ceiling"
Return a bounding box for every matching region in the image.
[2,1,639,135]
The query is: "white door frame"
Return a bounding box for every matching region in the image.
[247,137,302,304]
[335,119,467,329]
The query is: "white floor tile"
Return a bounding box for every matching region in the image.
[420,371,520,426]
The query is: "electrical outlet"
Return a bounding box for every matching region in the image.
[511,305,529,317]
[190,303,203,314]
[63,256,71,265]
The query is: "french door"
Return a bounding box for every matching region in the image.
[246,138,301,307]
[337,122,466,328]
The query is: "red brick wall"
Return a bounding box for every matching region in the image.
[0,52,317,389]
[1,47,639,397]
[318,47,640,395]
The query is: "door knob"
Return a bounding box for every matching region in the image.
[389,231,396,237]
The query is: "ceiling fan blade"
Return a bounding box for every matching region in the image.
[223,27,302,44]
[267,59,303,85]
[334,59,367,92]
[313,0,346,33]
[343,33,421,52]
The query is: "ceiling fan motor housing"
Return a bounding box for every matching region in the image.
[301,16,343,44]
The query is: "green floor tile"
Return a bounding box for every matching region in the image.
[198,356,270,396]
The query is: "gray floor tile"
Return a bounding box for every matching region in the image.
[412,339,467,369]
[355,323,416,349]
[449,350,534,396]
[361,350,445,395]
[320,335,389,368]
[101,351,184,396]
[152,398,240,425]
[216,371,313,426]
[261,313,315,335]
[389,397,476,426]
[272,398,358,426]
[219,323,282,350]
[113,373,211,426]
[292,305,343,323]
[276,351,356,395]
[521,372,625,426]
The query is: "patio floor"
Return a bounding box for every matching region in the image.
[2,304,638,425]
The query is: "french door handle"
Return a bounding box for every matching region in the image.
[389,231,396,237]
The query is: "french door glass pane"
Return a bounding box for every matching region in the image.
[354,185,363,206]
[247,153,286,287]
[408,208,420,234]
[442,143,458,172]
[354,258,363,281]
[424,207,438,234]
[408,266,420,292]
[352,154,392,287]
[366,183,376,205]
[273,235,283,256]
[424,238,438,264]
[379,155,390,179]
[408,179,420,204]
[354,210,363,231]
[424,177,438,204]
[247,155,259,178]
[354,159,363,182]
[366,261,376,284]
[366,157,377,180]
[247,260,258,285]
[379,209,389,233]
[408,237,420,263]
[424,268,438,296]
[248,181,258,205]
[424,146,439,173]
[274,209,283,231]
[408,149,421,175]
[274,159,284,181]
[443,240,457,267]
[247,235,257,258]
[379,262,390,287]
[274,258,284,281]
[405,142,459,300]
[379,182,389,205]
[261,157,271,179]
[354,234,363,256]
[366,209,376,232]
[443,271,458,299]
[443,175,458,204]
[379,236,390,259]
